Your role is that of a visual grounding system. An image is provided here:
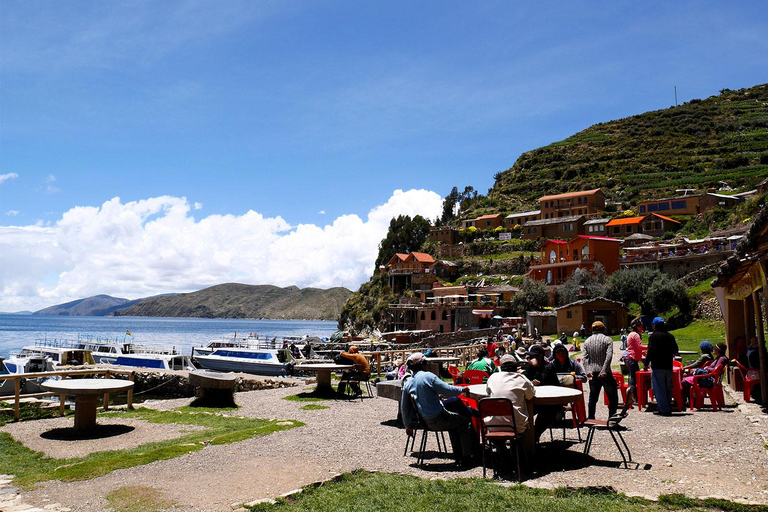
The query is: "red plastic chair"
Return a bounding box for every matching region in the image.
[463,369,488,385]
[477,397,526,481]
[690,363,727,411]
[448,365,460,385]
[731,359,761,403]
[604,372,631,409]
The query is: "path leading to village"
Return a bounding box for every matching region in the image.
[4,343,768,512]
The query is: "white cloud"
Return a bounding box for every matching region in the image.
[44,174,60,194]
[5,210,19,216]
[318,210,326,215]
[0,189,443,311]
[193,202,203,210]
[0,173,19,185]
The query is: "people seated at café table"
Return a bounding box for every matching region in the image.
[485,355,535,434]
[549,344,587,382]
[493,345,507,366]
[460,348,498,383]
[400,352,479,468]
[336,346,370,397]
[681,342,728,406]
[682,341,715,375]
[486,337,499,359]
[522,345,561,441]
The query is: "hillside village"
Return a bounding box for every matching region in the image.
[374,178,767,340]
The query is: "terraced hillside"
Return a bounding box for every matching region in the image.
[470,84,768,216]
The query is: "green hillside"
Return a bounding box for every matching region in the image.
[112,283,351,321]
[466,84,768,216]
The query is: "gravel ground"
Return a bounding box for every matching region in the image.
[9,343,768,512]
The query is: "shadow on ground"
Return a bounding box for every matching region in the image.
[41,424,135,441]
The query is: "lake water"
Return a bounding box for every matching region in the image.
[0,314,339,357]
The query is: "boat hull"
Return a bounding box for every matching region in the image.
[194,355,285,376]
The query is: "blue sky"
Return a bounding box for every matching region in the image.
[0,1,767,311]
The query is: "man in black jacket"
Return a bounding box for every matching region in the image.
[644,317,679,416]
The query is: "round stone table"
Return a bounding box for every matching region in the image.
[293,363,353,396]
[42,378,134,431]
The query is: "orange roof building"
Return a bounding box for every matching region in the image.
[539,188,605,219]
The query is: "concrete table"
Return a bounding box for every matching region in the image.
[42,378,134,431]
[294,363,353,395]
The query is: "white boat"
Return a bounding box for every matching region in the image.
[111,352,196,371]
[193,346,292,376]
[4,345,94,373]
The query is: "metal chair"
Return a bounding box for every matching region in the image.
[583,385,634,468]
[477,397,526,481]
[404,395,450,466]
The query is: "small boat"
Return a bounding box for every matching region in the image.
[193,346,293,376]
[4,345,94,373]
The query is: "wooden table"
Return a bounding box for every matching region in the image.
[42,378,134,431]
[294,363,353,395]
[467,384,583,454]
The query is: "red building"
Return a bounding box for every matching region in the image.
[529,235,621,285]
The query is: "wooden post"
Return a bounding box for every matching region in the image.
[14,377,20,422]
[103,370,111,411]
[128,373,134,409]
[760,288,768,406]
[59,394,66,416]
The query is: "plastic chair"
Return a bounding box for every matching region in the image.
[551,375,585,442]
[583,385,634,468]
[690,363,727,411]
[731,359,761,403]
[340,373,373,401]
[448,365,460,384]
[404,395,450,466]
[604,372,631,409]
[478,397,526,481]
[463,369,488,385]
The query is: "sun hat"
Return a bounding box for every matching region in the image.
[527,345,545,357]
[406,352,425,365]
[499,354,517,367]
[591,321,606,331]
[515,346,527,358]
[714,343,727,355]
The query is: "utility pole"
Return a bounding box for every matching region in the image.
[674,86,678,106]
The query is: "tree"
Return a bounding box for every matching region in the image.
[510,278,549,316]
[555,264,607,306]
[604,268,689,316]
[440,187,460,224]
[373,215,432,270]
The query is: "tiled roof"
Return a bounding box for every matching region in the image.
[539,188,603,202]
[523,215,583,227]
[648,213,681,224]
[575,235,622,242]
[584,218,610,225]
[606,216,644,226]
[506,210,541,218]
[410,252,435,263]
[476,214,503,221]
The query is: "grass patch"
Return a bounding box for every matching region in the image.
[0,407,303,489]
[105,485,176,512]
[0,402,69,426]
[282,391,332,402]
[670,319,726,354]
[300,404,330,411]
[244,471,768,512]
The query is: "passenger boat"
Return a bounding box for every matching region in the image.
[193,345,293,376]
[110,352,196,371]
[4,345,94,373]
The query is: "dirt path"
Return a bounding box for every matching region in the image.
[8,346,768,511]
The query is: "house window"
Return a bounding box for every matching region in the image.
[578,197,582,204]
[672,200,687,209]
[567,311,572,319]
[549,250,557,263]
[626,225,633,233]
[442,310,448,320]
[420,311,425,320]
[533,228,538,233]
[430,311,436,321]
[588,225,593,232]
[582,245,589,258]
[639,205,646,213]
[600,225,605,231]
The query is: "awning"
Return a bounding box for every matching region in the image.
[472,309,495,317]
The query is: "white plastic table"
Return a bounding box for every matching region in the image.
[42,378,134,431]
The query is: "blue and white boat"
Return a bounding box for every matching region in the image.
[110,352,195,371]
[192,346,292,376]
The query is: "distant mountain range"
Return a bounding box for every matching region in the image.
[35,284,352,321]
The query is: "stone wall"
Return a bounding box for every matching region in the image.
[417,326,519,348]
[657,252,731,280]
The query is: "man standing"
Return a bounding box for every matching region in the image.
[581,321,618,419]
[644,317,679,416]
[400,353,477,467]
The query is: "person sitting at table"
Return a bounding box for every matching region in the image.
[522,345,561,441]
[493,345,507,366]
[550,344,587,382]
[486,337,499,360]
[682,341,714,375]
[485,355,535,434]
[336,346,370,397]
[400,352,478,468]
[681,342,728,406]
[465,348,498,380]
